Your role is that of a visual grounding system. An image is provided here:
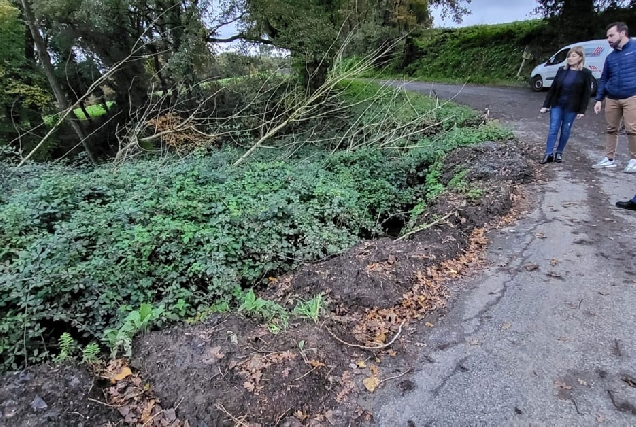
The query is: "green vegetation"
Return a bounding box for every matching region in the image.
[385,20,550,85]
[0,81,513,371]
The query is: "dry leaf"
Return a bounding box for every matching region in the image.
[356,361,367,368]
[369,364,379,376]
[536,232,546,239]
[387,350,397,357]
[550,259,559,266]
[309,360,325,368]
[363,376,380,392]
[107,366,132,384]
[243,381,255,392]
[524,264,539,271]
[554,380,572,390]
[425,322,434,328]
[294,410,307,421]
[502,323,511,330]
[140,399,155,424]
[210,346,224,359]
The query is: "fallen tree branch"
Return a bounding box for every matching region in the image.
[396,212,455,242]
[324,320,406,350]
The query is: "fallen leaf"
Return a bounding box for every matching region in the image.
[524,264,539,271]
[387,350,397,357]
[356,361,367,368]
[107,366,132,384]
[243,381,255,392]
[210,346,224,360]
[140,399,156,424]
[554,380,572,390]
[469,339,479,346]
[363,376,380,392]
[374,332,386,344]
[502,323,511,330]
[294,410,307,421]
[550,259,559,266]
[535,232,546,239]
[309,360,325,368]
[369,364,379,376]
[425,322,434,328]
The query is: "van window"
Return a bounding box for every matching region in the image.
[548,48,569,65]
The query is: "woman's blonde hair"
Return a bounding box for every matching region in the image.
[567,46,586,70]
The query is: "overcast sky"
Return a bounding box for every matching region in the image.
[433,0,539,28]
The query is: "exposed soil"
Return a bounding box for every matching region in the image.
[0,139,535,427]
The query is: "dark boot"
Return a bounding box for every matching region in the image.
[540,154,554,164]
[616,200,636,211]
[555,153,563,163]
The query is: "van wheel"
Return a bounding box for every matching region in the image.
[590,77,598,96]
[530,75,543,92]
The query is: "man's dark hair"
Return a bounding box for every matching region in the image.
[607,22,629,36]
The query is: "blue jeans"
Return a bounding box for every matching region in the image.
[545,107,577,155]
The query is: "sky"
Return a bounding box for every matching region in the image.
[432,0,539,28]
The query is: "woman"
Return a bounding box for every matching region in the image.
[539,46,593,164]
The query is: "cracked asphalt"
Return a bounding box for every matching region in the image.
[372,82,636,426]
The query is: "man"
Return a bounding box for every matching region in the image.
[593,22,636,173]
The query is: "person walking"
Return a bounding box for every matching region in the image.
[593,22,636,172]
[539,46,592,164]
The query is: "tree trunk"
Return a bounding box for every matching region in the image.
[18,0,97,164]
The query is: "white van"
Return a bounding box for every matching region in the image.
[529,39,611,95]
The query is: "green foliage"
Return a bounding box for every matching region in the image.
[237,289,288,333]
[54,332,76,362]
[81,342,101,364]
[103,304,163,359]
[292,294,324,323]
[389,20,551,84]
[0,83,514,372]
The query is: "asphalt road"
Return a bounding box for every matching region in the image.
[371,81,636,426]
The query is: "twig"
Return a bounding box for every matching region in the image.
[294,365,321,382]
[87,397,120,408]
[396,212,455,241]
[378,368,412,385]
[324,320,406,350]
[216,403,249,427]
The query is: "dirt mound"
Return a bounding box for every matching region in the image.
[0,140,534,427]
[0,363,119,427]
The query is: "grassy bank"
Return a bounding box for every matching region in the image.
[385,20,551,86]
[0,81,513,371]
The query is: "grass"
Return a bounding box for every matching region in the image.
[42,101,116,126]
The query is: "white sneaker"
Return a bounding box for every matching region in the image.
[624,159,636,173]
[592,157,617,168]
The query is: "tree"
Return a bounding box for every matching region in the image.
[0,0,53,157]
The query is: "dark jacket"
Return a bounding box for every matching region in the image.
[542,67,592,114]
[596,40,636,101]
